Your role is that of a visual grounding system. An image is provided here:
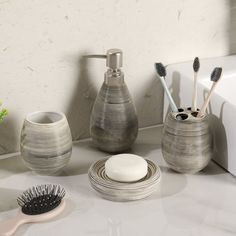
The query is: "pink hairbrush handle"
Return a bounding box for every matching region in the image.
[0,199,66,236]
[0,212,27,236]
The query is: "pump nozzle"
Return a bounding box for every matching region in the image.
[85,49,123,70]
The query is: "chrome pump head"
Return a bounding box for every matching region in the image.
[85,48,123,70]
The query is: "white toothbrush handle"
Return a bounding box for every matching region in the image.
[192,72,197,111]
[198,82,216,117]
[0,213,27,236]
[159,76,178,112]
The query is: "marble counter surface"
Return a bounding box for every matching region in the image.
[0,125,236,236]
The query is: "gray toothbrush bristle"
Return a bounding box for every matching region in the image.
[155,63,166,77]
[211,67,222,82]
[193,57,200,72]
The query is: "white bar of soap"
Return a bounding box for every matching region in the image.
[105,154,148,182]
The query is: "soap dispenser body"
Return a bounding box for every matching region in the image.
[90,69,138,153]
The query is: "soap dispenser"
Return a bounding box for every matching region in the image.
[89,49,138,153]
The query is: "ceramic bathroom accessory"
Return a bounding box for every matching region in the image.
[88,158,161,201]
[162,108,213,174]
[163,56,236,176]
[20,111,72,175]
[87,49,138,153]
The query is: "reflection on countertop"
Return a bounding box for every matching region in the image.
[0,125,235,236]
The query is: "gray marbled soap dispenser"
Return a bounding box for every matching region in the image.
[89,49,138,153]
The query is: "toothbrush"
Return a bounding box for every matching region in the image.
[192,57,200,111]
[197,67,222,117]
[155,63,178,113]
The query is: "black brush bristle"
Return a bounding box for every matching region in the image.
[155,62,166,77]
[211,67,222,82]
[193,57,200,72]
[17,184,66,215]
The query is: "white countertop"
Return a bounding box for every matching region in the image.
[0,125,236,236]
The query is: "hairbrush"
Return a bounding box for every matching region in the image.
[0,184,66,236]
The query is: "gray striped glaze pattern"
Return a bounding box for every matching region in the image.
[88,158,161,201]
[20,111,72,175]
[162,109,213,174]
[90,80,138,153]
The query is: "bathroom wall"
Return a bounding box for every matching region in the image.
[0,0,235,155]
[229,0,236,53]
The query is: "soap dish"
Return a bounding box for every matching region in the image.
[88,158,161,201]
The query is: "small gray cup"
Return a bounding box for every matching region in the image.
[20,111,72,175]
[162,108,213,174]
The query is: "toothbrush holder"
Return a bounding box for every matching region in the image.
[162,108,213,174]
[20,111,72,175]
